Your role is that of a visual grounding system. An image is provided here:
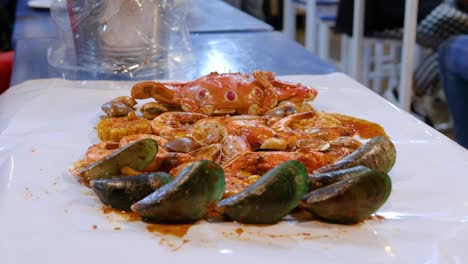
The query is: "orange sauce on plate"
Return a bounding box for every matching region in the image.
[331,113,387,139]
[146,224,192,237]
[101,206,141,222]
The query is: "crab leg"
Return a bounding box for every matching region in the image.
[131,81,184,105]
[250,71,278,115]
[273,80,318,103]
[131,81,156,99]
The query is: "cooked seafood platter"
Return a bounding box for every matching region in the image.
[71,71,396,225]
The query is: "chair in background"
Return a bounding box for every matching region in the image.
[282,0,402,95]
[283,0,341,64]
[284,0,450,115]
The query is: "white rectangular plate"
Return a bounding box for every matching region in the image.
[1,73,468,263]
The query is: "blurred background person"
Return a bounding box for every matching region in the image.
[438,35,468,148]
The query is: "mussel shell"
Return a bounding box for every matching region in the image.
[80,139,158,181]
[140,102,169,119]
[101,101,133,117]
[111,96,137,107]
[191,120,228,145]
[264,105,296,119]
[296,138,330,152]
[188,144,222,161]
[164,137,201,153]
[301,168,392,224]
[329,136,362,149]
[308,166,371,191]
[259,138,288,150]
[131,160,225,222]
[315,136,396,174]
[217,160,308,224]
[90,172,172,211]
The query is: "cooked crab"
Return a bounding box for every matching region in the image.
[131,71,318,115]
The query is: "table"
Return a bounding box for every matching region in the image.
[12,0,273,44]
[11,31,337,85]
[2,73,468,263]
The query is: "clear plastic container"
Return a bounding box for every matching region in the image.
[49,0,193,79]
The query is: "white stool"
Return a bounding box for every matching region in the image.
[349,0,420,111]
[282,0,339,58]
[283,0,407,99]
[366,39,402,95]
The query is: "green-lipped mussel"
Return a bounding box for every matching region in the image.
[308,166,372,191]
[90,172,172,211]
[80,138,158,182]
[301,167,392,224]
[316,136,396,174]
[79,136,395,225]
[216,160,308,224]
[131,160,225,223]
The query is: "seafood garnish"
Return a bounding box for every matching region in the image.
[72,71,396,226]
[131,160,225,222]
[80,139,158,182]
[131,71,318,115]
[217,160,308,224]
[101,96,137,118]
[301,167,392,224]
[315,136,396,174]
[90,172,172,211]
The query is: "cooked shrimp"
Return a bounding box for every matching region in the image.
[270,111,316,133]
[223,115,276,149]
[191,118,228,146]
[271,110,357,143]
[322,137,363,164]
[119,134,168,149]
[150,112,208,140]
[84,142,119,163]
[221,151,327,195]
[221,135,252,163]
[168,144,223,176]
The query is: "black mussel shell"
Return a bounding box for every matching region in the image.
[217,160,308,224]
[90,172,172,211]
[301,168,392,224]
[316,136,396,174]
[131,160,225,223]
[80,138,158,181]
[308,166,371,191]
